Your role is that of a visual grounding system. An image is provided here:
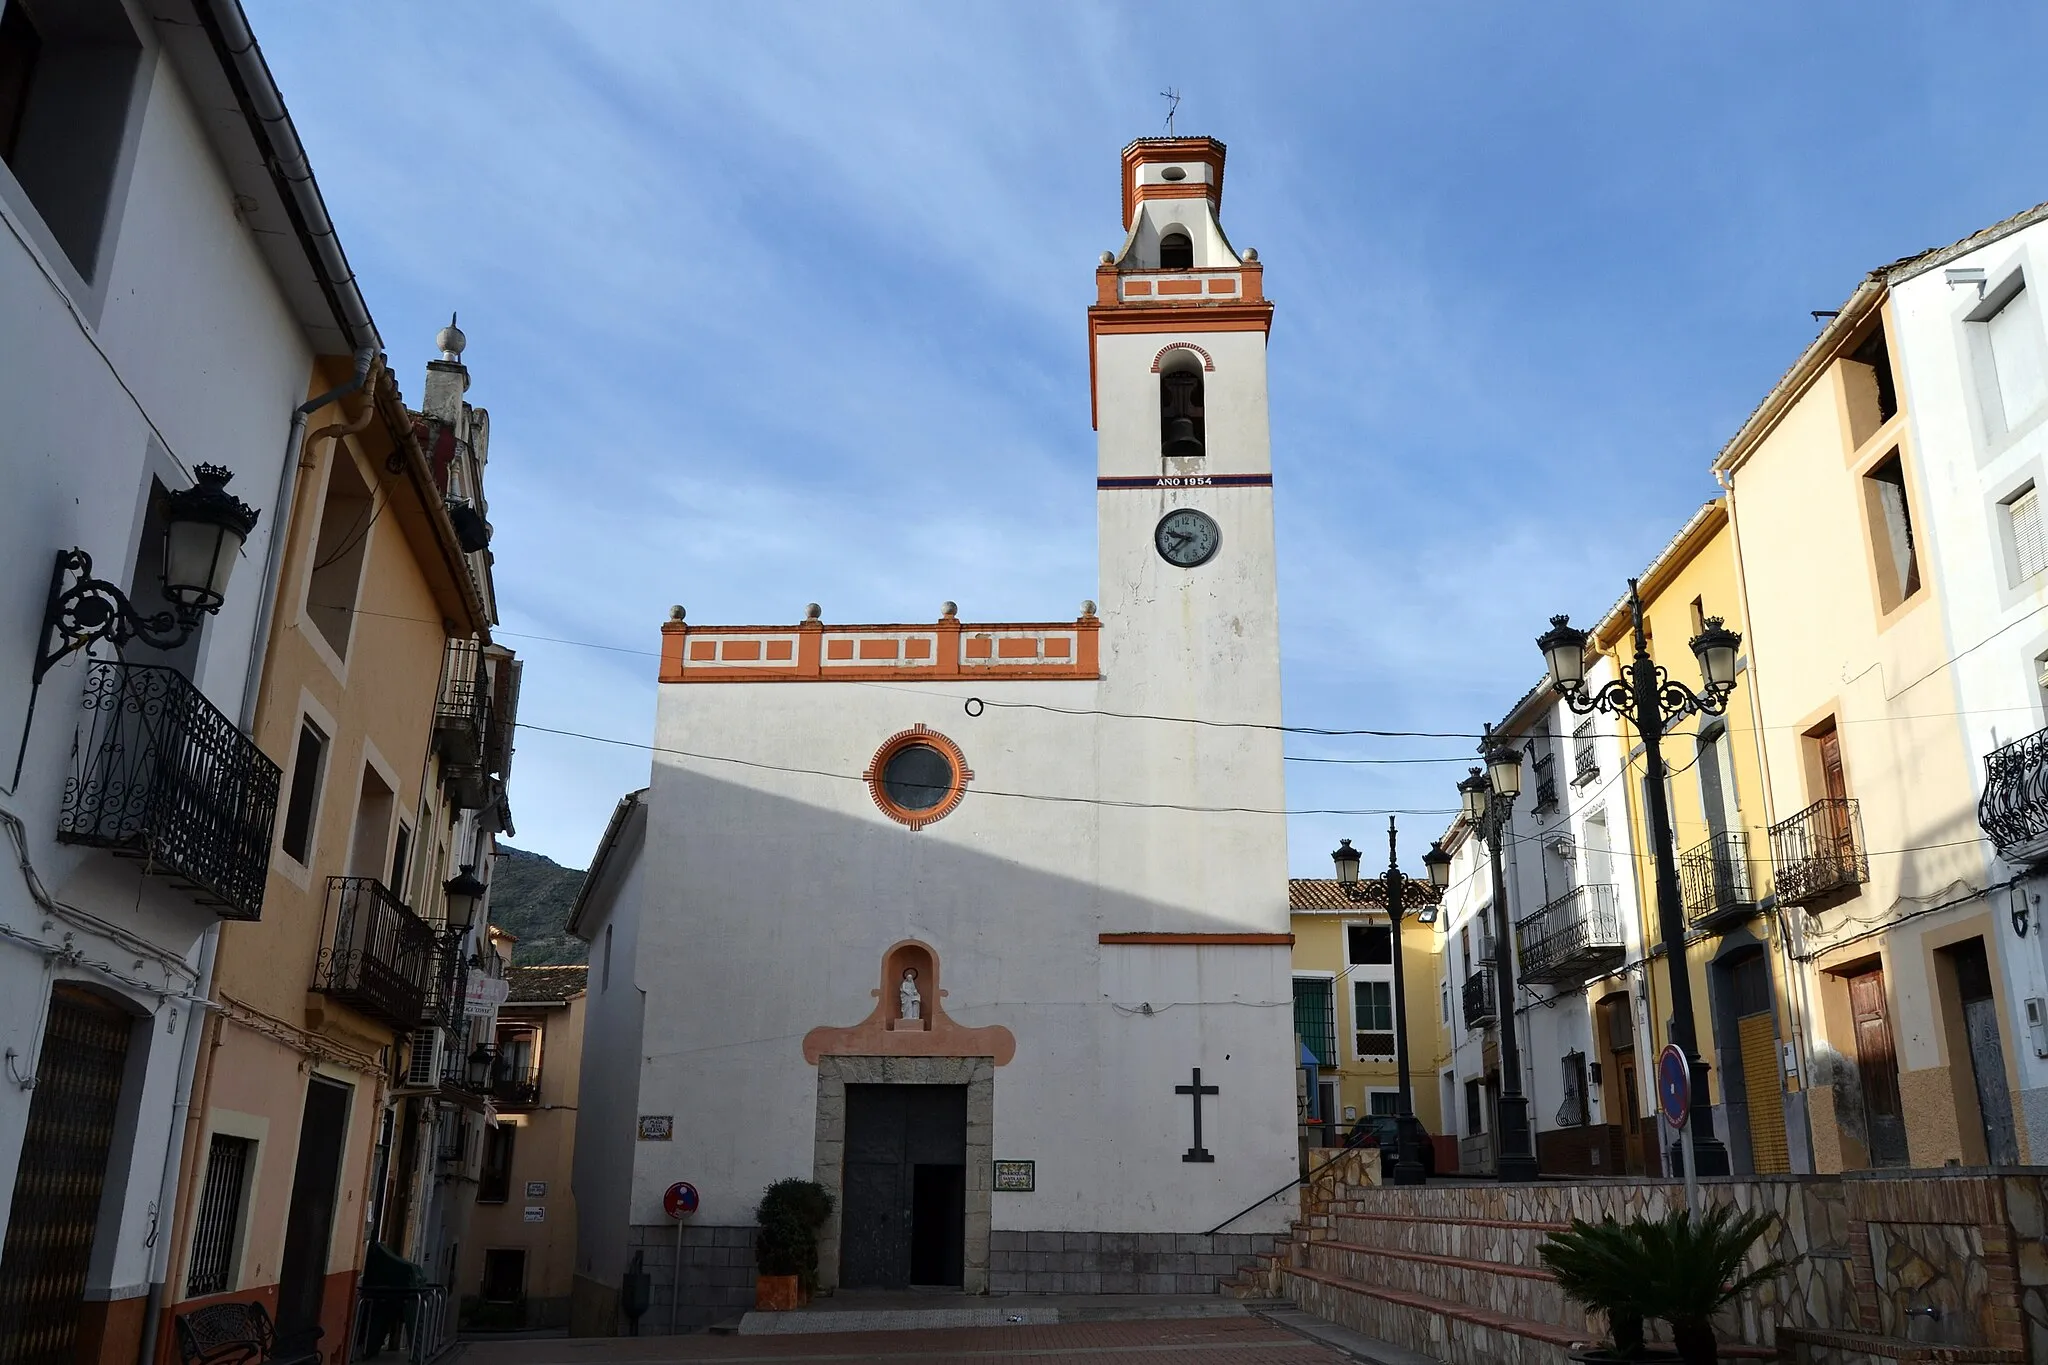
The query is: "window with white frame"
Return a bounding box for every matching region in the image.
[1978,275,2048,432]
[2006,484,2046,584]
[1353,979,1395,1058]
[1347,923,1392,966]
[1366,1090,1399,1118]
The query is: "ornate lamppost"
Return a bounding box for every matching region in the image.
[1333,820,1452,1186]
[1458,729,1539,1181]
[1535,579,1741,1177]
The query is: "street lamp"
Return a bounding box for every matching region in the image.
[1536,579,1740,1177]
[1333,819,1448,1187]
[465,1042,493,1090]
[1462,721,1540,1182]
[442,865,487,931]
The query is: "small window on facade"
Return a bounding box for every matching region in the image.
[1843,325,1899,448]
[1367,1091,1399,1118]
[1158,230,1193,270]
[2006,485,2046,584]
[478,1125,515,1204]
[1347,924,1393,966]
[1572,719,1599,784]
[391,822,413,901]
[1984,280,2047,431]
[280,719,329,865]
[0,0,143,282]
[1439,983,1450,1024]
[481,1248,527,1304]
[1353,979,1395,1058]
[1862,451,1922,611]
[1293,977,1335,1067]
[185,1134,255,1297]
[305,451,376,660]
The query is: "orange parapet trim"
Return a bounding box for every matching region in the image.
[1098,932,1295,946]
[659,612,1102,683]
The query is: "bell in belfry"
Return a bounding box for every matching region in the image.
[1160,368,1206,459]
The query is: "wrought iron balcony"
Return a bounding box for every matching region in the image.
[1461,966,1496,1030]
[1769,798,1868,908]
[441,1043,541,1107]
[1514,883,1624,986]
[434,639,488,767]
[1681,830,1757,931]
[418,927,470,1033]
[314,877,437,1032]
[1980,725,2048,863]
[1533,755,1558,812]
[57,661,280,920]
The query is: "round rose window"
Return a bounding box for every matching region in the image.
[865,726,973,830]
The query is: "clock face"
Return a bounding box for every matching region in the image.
[1154,508,1221,567]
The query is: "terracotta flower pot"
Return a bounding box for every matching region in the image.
[754,1274,803,1311]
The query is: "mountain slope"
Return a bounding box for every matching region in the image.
[489,844,588,965]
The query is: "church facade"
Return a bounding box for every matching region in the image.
[568,137,1297,1331]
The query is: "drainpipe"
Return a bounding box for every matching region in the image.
[237,347,377,733]
[136,923,221,1365]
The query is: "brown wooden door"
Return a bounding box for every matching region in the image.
[1819,729,1846,804]
[1847,968,1908,1166]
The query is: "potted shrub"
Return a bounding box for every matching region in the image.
[1635,1204,1787,1365]
[754,1178,833,1311]
[1540,1217,1678,1363]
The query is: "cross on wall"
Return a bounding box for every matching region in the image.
[1176,1066,1219,1163]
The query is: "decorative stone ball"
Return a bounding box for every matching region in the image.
[941,601,958,618]
[1243,247,1258,263]
[436,317,467,358]
[668,605,685,622]
[1100,251,1114,265]
[804,602,822,621]
[1080,600,1097,617]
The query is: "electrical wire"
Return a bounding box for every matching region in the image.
[512,720,1455,817]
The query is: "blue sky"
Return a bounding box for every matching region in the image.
[247,1,2048,876]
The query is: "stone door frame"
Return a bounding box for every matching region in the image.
[813,1055,993,1294]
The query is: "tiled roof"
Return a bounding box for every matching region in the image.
[504,964,588,1004]
[1289,879,1444,912]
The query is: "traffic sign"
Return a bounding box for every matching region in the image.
[663,1181,699,1219]
[1657,1044,1690,1129]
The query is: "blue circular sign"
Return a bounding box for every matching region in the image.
[1657,1044,1690,1129]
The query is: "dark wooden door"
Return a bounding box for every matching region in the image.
[277,1077,352,1340]
[1847,968,1908,1166]
[0,985,134,1365]
[1952,940,2019,1166]
[841,1085,966,1289]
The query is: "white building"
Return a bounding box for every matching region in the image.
[1883,202,2048,1157]
[0,0,375,1356]
[569,136,1299,1332]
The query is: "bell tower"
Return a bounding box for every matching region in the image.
[1087,136,1286,924]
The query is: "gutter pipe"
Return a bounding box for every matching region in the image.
[237,346,377,733]
[135,923,220,1365]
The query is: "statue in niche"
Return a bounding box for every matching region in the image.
[898,967,923,1022]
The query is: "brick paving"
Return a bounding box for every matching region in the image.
[460,1315,1350,1364]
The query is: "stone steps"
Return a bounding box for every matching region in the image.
[1329,1208,1568,1270]
[1304,1239,1588,1335]
[1286,1263,1583,1365]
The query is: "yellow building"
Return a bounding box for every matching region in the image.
[1591,499,1803,1175]
[456,965,587,1330]
[1289,851,1453,1172]
[1715,276,2025,1171]
[155,337,513,1358]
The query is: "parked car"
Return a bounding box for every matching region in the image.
[1344,1113,1437,1177]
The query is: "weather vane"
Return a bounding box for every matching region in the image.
[1160,87,1181,137]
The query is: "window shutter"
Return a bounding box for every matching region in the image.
[2011,487,2045,583]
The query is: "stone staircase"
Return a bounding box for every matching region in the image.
[1223,1168,1787,1365]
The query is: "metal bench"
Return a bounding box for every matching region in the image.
[173,1301,322,1365]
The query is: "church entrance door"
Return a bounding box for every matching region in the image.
[841,1084,966,1289]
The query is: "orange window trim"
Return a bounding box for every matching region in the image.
[863,724,974,831]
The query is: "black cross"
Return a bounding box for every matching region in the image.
[1176,1067,1219,1163]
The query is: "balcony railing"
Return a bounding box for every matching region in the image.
[438,1044,541,1107]
[1515,883,1624,986]
[57,661,280,920]
[1681,829,1757,930]
[1770,798,1868,908]
[1980,725,2048,863]
[418,930,470,1034]
[314,878,438,1032]
[1533,755,1558,812]
[433,640,488,768]
[1461,966,1496,1029]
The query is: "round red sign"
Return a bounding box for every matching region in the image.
[663,1181,699,1219]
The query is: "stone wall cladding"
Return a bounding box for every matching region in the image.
[1278,1169,2048,1363]
[986,1230,1281,1296]
[625,1223,758,1333]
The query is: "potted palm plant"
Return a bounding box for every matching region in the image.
[1540,1217,1678,1362]
[754,1178,833,1311]
[1634,1204,1787,1365]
